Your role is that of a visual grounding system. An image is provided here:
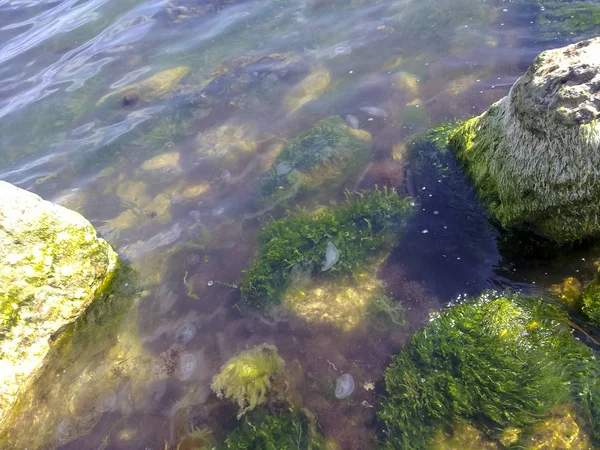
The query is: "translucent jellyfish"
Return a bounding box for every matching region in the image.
[360,106,388,118]
[176,353,197,381]
[276,161,292,176]
[187,253,201,265]
[333,44,352,56]
[175,323,197,344]
[345,114,359,129]
[189,210,202,221]
[95,390,117,413]
[335,373,355,399]
[170,194,183,204]
[212,206,225,216]
[321,241,339,272]
[56,418,74,442]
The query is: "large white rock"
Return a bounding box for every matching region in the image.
[450,37,600,243]
[0,181,118,423]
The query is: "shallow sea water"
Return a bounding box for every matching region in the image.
[1,0,600,448]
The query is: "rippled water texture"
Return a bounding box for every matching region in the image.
[1,0,600,448]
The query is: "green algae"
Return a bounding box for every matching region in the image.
[537,1,600,43]
[448,106,600,244]
[240,188,413,309]
[260,116,372,206]
[211,344,285,418]
[379,291,600,450]
[581,282,600,327]
[220,406,325,450]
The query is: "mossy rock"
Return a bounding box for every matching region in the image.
[0,181,138,447]
[260,116,372,206]
[379,291,600,449]
[448,38,600,244]
[240,189,413,309]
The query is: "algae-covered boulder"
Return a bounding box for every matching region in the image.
[449,38,600,244]
[379,291,600,449]
[241,189,413,309]
[260,116,372,206]
[0,181,118,424]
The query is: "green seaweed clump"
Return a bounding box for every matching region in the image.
[367,293,406,330]
[220,407,324,450]
[581,282,600,327]
[378,291,600,449]
[211,344,285,418]
[260,116,372,205]
[241,188,413,308]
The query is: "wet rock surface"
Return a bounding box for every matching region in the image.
[450,37,600,243]
[0,181,118,423]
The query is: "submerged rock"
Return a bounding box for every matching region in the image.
[260,116,372,206]
[0,181,118,425]
[283,68,331,113]
[449,38,600,243]
[96,66,190,106]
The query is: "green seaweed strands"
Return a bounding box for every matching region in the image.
[220,407,324,450]
[220,407,325,450]
[378,291,600,449]
[582,282,600,328]
[241,188,413,309]
[260,116,372,205]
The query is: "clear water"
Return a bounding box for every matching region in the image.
[1,0,599,448]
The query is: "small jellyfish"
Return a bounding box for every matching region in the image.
[95,390,117,413]
[345,114,359,129]
[333,45,352,56]
[175,323,197,344]
[212,206,225,216]
[276,161,292,176]
[187,253,201,265]
[221,170,232,183]
[360,106,388,118]
[176,353,197,381]
[321,241,339,272]
[189,210,202,221]
[56,419,73,442]
[335,373,355,399]
[171,193,183,204]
